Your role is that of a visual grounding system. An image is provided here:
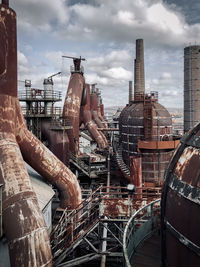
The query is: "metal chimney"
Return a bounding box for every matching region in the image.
[184,45,200,133]
[134,39,145,98]
[129,81,133,104]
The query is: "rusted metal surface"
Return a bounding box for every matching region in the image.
[161,123,200,266]
[118,39,175,185]
[0,2,82,265]
[0,2,52,265]
[130,156,142,198]
[63,73,85,154]
[41,120,70,166]
[138,139,179,150]
[15,107,82,209]
[0,133,52,267]
[0,1,17,97]
[100,198,131,217]
[90,88,105,129]
[81,84,108,149]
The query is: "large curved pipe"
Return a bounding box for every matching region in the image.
[63,73,85,154]
[90,91,105,128]
[81,84,108,149]
[0,2,81,266]
[16,109,81,209]
[41,120,70,166]
[96,90,108,128]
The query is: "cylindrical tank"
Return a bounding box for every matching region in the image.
[184,45,200,133]
[161,122,200,266]
[119,99,173,184]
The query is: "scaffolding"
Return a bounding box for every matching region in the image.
[19,86,62,139]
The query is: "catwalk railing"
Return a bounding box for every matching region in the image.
[123,199,161,267]
[51,187,161,266]
[18,89,62,101]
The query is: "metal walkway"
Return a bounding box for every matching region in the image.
[51,187,161,266]
[123,199,161,267]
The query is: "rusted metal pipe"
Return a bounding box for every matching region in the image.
[63,73,85,154]
[41,120,70,166]
[81,84,108,149]
[130,155,142,199]
[0,3,82,266]
[90,91,105,128]
[16,115,81,209]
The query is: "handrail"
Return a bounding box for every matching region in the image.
[123,199,160,267]
[18,89,62,101]
[21,106,62,116]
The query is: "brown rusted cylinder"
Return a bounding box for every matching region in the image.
[0,4,52,266]
[0,3,81,266]
[100,103,105,117]
[63,73,85,154]
[81,84,108,149]
[161,123,200,266]
[0,133,52,267]
[130,155,142,199]
[0,98,52,266]
[41,120,70,166]
[90,91,105,128]
[15,105,82,209]
[0,3,17,96]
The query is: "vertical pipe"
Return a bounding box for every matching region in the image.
[129,81,133,104]
[130,155,142,199]
[184,45,200,133]
[134,39,145,98]
[100,148,111,267]
[0,135,52,267]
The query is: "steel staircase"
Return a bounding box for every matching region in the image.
[113,143,131,179]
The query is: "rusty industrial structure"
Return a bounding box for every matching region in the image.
[1,1,198,267]
[184,45,200,133]
[161,121,200,266]
[118,39,179,187]
[0,1,81,266]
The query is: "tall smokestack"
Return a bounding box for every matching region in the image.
[184,45,200,133]
[134,39,145,98]
[129,81,133,104]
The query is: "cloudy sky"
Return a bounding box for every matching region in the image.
[10,0,200,109]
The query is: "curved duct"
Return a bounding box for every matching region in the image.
[90,90,105,129]
[96,88,108,128]
[81,84,108,149]
[63,73,108,153]
[41,120,70,166]
[0,2,81,266]
[63,73,85,154]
